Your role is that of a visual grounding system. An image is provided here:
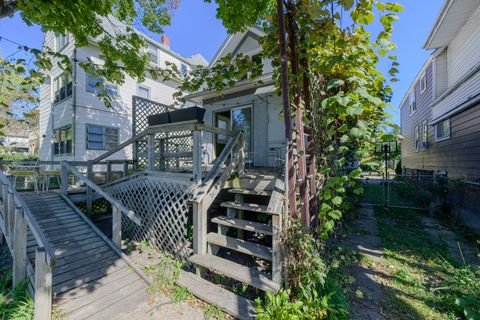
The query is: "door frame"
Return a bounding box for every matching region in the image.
[213,104,254,162]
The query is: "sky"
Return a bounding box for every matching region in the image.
[0,0,444,125]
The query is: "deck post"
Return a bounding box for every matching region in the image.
[159,138,166,171]
[61,163,68,196]
[272,213,282,284]
[106,161,112,183]
[147,134,156,171]
[86,160,93,216]
[34,248,52,320]
[13,206,27,286]
[2,183,10,241]
[192,130,203,185]
[7,188,14,248]
[192,201,207,276]
[112,206,122,248]
[123,161,129,178]
[238,133,245,175]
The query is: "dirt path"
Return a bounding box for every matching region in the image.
[345,204,388,320]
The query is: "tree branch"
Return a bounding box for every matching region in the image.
[0,0,19,19]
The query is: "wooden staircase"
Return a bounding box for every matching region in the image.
[21,192,149,319]
[180,171,285,319]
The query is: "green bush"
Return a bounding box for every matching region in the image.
[256,224,349,319]
[0,153,38,162]
[395,160,402,175]
[0,272,34,320]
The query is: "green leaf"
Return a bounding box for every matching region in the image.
[332,196,342,205]
[326,79,345,91]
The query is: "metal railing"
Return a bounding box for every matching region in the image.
[0,170,56,320]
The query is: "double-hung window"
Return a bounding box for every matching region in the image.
[414,125,420,152]
[420,73,427,93]
[422,120,428,143]
[436,119,450,141]
[86,125,119,150]
[53,73,72,103]
[53,126,72,155]
[55,33,68,52]
[148,43,158,64]
[409,91,416,115]
[86,74,119,97]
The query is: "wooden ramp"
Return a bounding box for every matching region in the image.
[22,191,149,320]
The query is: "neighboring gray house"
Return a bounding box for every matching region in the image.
[400,0,480,180]
[39,17,207,164]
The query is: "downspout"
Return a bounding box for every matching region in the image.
[72,47,77,161]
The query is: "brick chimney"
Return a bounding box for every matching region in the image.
[161,35,170,49]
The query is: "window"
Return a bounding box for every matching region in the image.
[436,119,450,141]
[148,43,158,64]
[414,125,420,152]
[86,125,119,150]
[422,120,428,142]
[86,74,119,97]
[55,33,68,52]
[53,126,72,155]
[137,85,150,99]
[180,63,188,74]
[420,73,427,93]
[409,91,416,115]
[53,73,72,103]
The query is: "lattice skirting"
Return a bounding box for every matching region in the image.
[106,174,195,261]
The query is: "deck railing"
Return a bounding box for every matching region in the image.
[60,161,142,248]
[0,170,56,320]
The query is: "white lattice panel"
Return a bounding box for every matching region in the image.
[106,174,195,261]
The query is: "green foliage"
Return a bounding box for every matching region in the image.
[204,304,224,320]
[1,0,180,107]
[0,154,38,161]
[0,272,34,320]
[256,290,303,320]
[149,253,183,294]
[256,224,349,319]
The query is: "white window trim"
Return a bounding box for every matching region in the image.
[414,125,420,152]
[409,91,416,116]
[435,119,451,142]
[85,124,119,150]
[422,120,428,143]
[137,85,151,99]
[420,72,427,94]
[55,33,68,52]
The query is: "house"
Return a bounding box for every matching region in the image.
[400,0,480,180]
[185,27,286,168]
[38,16,208,164]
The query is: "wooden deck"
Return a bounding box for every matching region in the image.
[22,192,149,320]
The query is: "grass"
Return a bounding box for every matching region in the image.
[361,180,433,208]
[374,207,480,319]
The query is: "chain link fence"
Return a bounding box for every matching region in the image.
[360,173,436,210]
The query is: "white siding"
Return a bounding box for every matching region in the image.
[446,4,480,86]
[39,33,191,163]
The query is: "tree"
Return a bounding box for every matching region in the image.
[175,0,403,235]
[0,0,180,97]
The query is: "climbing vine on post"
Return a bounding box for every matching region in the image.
[175,0,402,237]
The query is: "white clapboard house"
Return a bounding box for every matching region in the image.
[38,16,207,164]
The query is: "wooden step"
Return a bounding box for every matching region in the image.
[212,216,272,235]
[177,270,256,320]
[207,232,272,261]
[221,201,278,215]
[189,254,280,292]
[228,188,272,196]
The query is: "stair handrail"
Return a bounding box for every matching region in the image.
[191,130,244,257]
[60,161,141,226]
[0,171,56,266]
